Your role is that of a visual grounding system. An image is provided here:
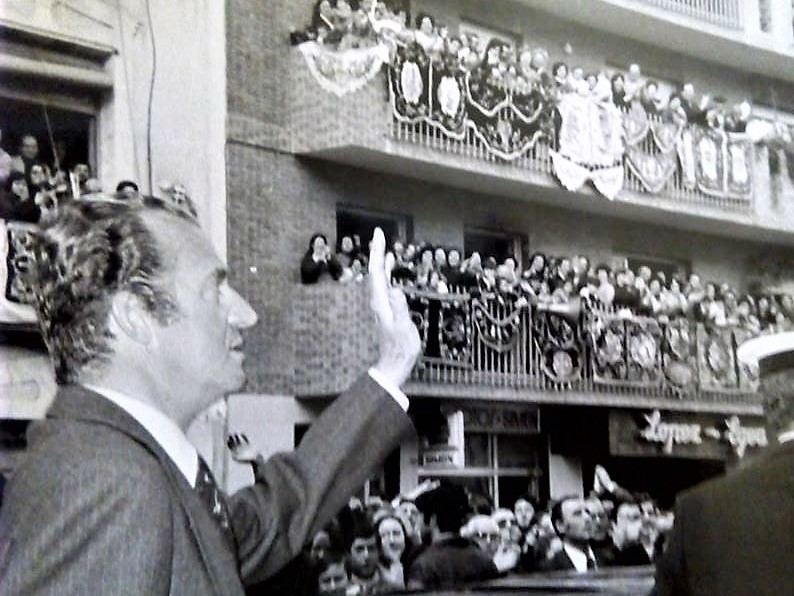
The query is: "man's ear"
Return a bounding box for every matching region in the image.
[109,290,153,346]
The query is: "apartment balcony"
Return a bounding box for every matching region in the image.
[291,283,762,416]
[288,49,794,245]
[522,0,794,83]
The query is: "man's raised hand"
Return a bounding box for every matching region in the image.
[368,227,421,388]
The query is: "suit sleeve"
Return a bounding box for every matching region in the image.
[228,374,413,585]
[0,454,173,596]
[650,496,691,596]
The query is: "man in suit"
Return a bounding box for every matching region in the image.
[0,195,420,595]
[540,496,599,572]
[652,331,794,596]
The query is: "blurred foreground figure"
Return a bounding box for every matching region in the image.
[0,195,420,596]
[652,332,794,596]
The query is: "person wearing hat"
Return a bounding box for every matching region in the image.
[652,332,794,595]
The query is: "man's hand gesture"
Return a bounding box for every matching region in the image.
[368,228,421,388]
[227,433,259,464]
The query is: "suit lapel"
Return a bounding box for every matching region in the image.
[47,385,244,596]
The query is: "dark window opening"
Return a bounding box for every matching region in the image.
[464,228,527,268]
[335,205,412,251]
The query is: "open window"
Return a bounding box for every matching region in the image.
[464,228,528,269]
[335,204,413,250]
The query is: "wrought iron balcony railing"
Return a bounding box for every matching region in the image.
[632,0,743,29]
[291,283,761,411]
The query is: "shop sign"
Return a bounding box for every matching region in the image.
[452,405,540,434]
[610,410,768,460]
[421,445,463,468]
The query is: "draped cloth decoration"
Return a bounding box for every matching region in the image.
[298,41,391,97]
[389,44,550,161]
[625,147,678,194]
[675,128,754,199]
[551,92,625,199]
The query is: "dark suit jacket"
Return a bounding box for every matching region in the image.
[538,547,576,572]
[652,441,794,596]
[0,375,411,595]
[406,536,498,589]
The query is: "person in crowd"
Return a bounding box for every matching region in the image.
[0,171,40,223]
[541,496,599,572]
[315,551,351,596]
[585,496,614,566]
[344,515,387,594]
[513,496,536,537]
[0,197,421,596]
[11,134,43,182]
[0,129,13,184]
[415,246,435,288]
[302,233,344,284]
[115,180,140,200]
[492,508,521,547]
[610,500,651,566]
[406,482,506,589]
[461,514,501,558]
[373,510,409,590]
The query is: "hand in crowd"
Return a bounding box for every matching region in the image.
[227,433,259,464]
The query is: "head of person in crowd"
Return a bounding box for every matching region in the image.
[73,163,91,183]
[513,496,536,530]
[315,551,350,596]
[611,500,643,550]
[492,508,521,545]
[345,516,381,581]
[29,164,48,188]
[552,496,592,549]
[395,498,424,545]
[374,510,408,564]
[116,180,140,200]
[310,530,333,564]
[447,248,461,269]
[6,171,29,202]
[20,135,39,161]
[585,497,610,543]
[404,242,417,263]
[414,480,471,542]
[419,246,434,268]
[309,233,331,260]
[461,514,501,556]
[17,196,257,430]
[434,246,447,268]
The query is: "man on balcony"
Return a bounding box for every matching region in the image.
[652,332,794,595]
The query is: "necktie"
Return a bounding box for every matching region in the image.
[195,456,237,555]
[587,551,598,571]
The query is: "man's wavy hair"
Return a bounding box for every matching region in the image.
[19,194,198,384]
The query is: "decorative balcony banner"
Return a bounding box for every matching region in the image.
[676,128,753,199]
[696,324,739,391]
[661,318,697,392]
[551,92,625,199]
[591,314,664,385]
[533,311,583,384]
[388,44,550,161]
[297,41,391,97]
[625,147,678,194]
[472,297,523,353]
[733,327,759,392]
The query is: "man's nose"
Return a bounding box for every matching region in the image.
[226,286,258,328]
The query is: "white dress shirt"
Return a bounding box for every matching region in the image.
[83,370,409,488]
[562,542,597,573]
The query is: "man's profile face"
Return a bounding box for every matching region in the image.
[585,499,609,541]
[397,501,423,538]
[142,214,257,418]
[559,498,591,542]
[349,536,379,578]
[21,136,38,159]
[614,503,642,545]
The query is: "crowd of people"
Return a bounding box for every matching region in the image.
[231,434,670,595]
[300,233,794,336]
[292,0,752,133]
[0,131,195,226]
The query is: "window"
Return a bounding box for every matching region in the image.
[335,205,412,251]
[464,228,527,269]
[1,97,95,175]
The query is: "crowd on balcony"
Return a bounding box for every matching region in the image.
[299,233,793,335]
[0,131,196,225]
[292,0,753,134]
[230,435,669,595]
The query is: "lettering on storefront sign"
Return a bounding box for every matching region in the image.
[639,411,768,458]
[703,415,768,459]
[457,405,540,434]
[639,410,702,454]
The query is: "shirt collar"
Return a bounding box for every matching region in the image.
[82,384,199,488]
[562,542,593,573]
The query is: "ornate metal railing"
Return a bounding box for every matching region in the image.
[407,286,758,402]
[632,0,743,29]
